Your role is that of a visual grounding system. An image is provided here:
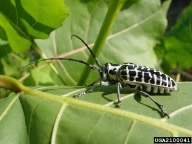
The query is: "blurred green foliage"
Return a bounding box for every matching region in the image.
[154,1,192,71]
[0,0,191,98]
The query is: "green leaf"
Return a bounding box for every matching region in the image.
[0,26,11,58]
[23,68,55,86]
[0,0,69,53]
[156,1,192,69]
[28,0,171,86]
[0,76,192,143]
[0,94,28,144]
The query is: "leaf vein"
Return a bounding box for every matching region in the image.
[107,10,161,40]
[124,120,136,144]
[51,103,68,144]
[86,113,104,144]
[0,94,19,121]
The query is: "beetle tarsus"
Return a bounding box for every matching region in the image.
[140,91,170,118]
[159,105,170,118]
[115,101,121,108]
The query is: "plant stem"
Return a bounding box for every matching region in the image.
[77,0,127,85]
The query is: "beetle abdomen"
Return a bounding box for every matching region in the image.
[125,83,173,93]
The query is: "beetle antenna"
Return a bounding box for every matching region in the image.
[71,35,102,68]
[19,57,100,75]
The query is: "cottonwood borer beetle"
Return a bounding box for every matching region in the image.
[20,35,179,118]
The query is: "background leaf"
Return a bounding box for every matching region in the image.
[0,0,69,96]
[24,0,171,86]
[155,1,192,70]
[0,80,192,144]
[0,94,28,144]
[0,0,69,53]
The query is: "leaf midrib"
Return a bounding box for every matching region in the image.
[22,85,192,137]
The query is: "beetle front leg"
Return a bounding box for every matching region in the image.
[85,78,101,86]
[74,84,99,97]
[74,81,113,97]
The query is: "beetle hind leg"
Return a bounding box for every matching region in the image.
[139,91,170,118]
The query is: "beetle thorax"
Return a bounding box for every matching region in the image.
[100,63,121,82]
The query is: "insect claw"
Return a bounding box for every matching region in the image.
[160,105,170,118]
[162,112,170,119]
[115,101,121,108]
[74,92,86,97]
[73,94,80,97]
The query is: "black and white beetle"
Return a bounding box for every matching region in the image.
[20,35,179,118]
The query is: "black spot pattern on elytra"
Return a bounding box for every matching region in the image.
[127,65,134,69]
[149,68,154,72]
[136,77,142,82]
[171,80,175,87]
[121,70,127,75]
[129,71,136,76]
[144,72,151,79]
[162,80,167,86]
[122,75,128,80]
[142,67,148,72]
[156,76,161,85]
[137,66,143,71]
[129,77,134,81]
[138,72,142,78]
[151,70,161,77]
[161,73,167,81]
[167,77,171,87]
[150,75,155,84]
[118,63,176,92]
[149,69,162,76]
[134,64,149,71]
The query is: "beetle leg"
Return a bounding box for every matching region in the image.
[140,91,170,118]
[74,83,100,97]
[85,78,102,86]
[115,83,123,108]
[74,81,113,97]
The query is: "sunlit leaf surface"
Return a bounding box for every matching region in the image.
[0,82,192,144]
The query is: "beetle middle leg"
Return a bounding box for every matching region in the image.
[74,82,124,108]
[139,91,169,118]
[115,83,123,107]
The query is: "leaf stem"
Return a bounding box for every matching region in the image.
[77,0,127,85]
